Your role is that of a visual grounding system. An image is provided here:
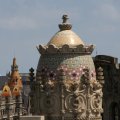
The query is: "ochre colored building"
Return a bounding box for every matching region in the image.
[0,58,23,120]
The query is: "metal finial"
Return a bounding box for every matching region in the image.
[59,14,72,31]
[62,15,69,23]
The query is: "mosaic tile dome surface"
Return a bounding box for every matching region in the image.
[37,54,95,81]
[47,30,84,47]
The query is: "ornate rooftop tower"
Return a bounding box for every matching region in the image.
[32,15,103,120]
[8,57,23,90]
[0,58,23,120]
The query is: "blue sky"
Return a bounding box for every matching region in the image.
[0,0,120,75]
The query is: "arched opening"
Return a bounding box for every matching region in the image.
[110,102,119,120]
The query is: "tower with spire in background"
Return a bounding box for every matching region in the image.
[0,57,23,120]
[8,57,22,90]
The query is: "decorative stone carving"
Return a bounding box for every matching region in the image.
[90,89,103,117]
[38,44,95,55]
[32,15,103,120]
[96,67,104,85]
[65,94,86,114]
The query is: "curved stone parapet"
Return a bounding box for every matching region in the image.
[37,44,95,54]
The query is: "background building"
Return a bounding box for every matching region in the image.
[94,55,120,120]
[0,58,31,120]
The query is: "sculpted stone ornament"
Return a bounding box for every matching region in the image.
[39,79,55,95]
[81,68,90,86]
[96,67,104,85]
[60,66,103,119]
[65,93,86,115]
[59,14,72,31]
[38,44,94,55]
[62,15,68,23]
[64,81,79,92]
[37,66,57,93]
[90,89,103,117]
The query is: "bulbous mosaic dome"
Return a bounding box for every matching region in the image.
[37,15,96,81]
[33,16,103,119]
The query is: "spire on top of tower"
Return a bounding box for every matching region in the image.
[8,58,22,90]
[11,57,18,71]
[13,57,16,66]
